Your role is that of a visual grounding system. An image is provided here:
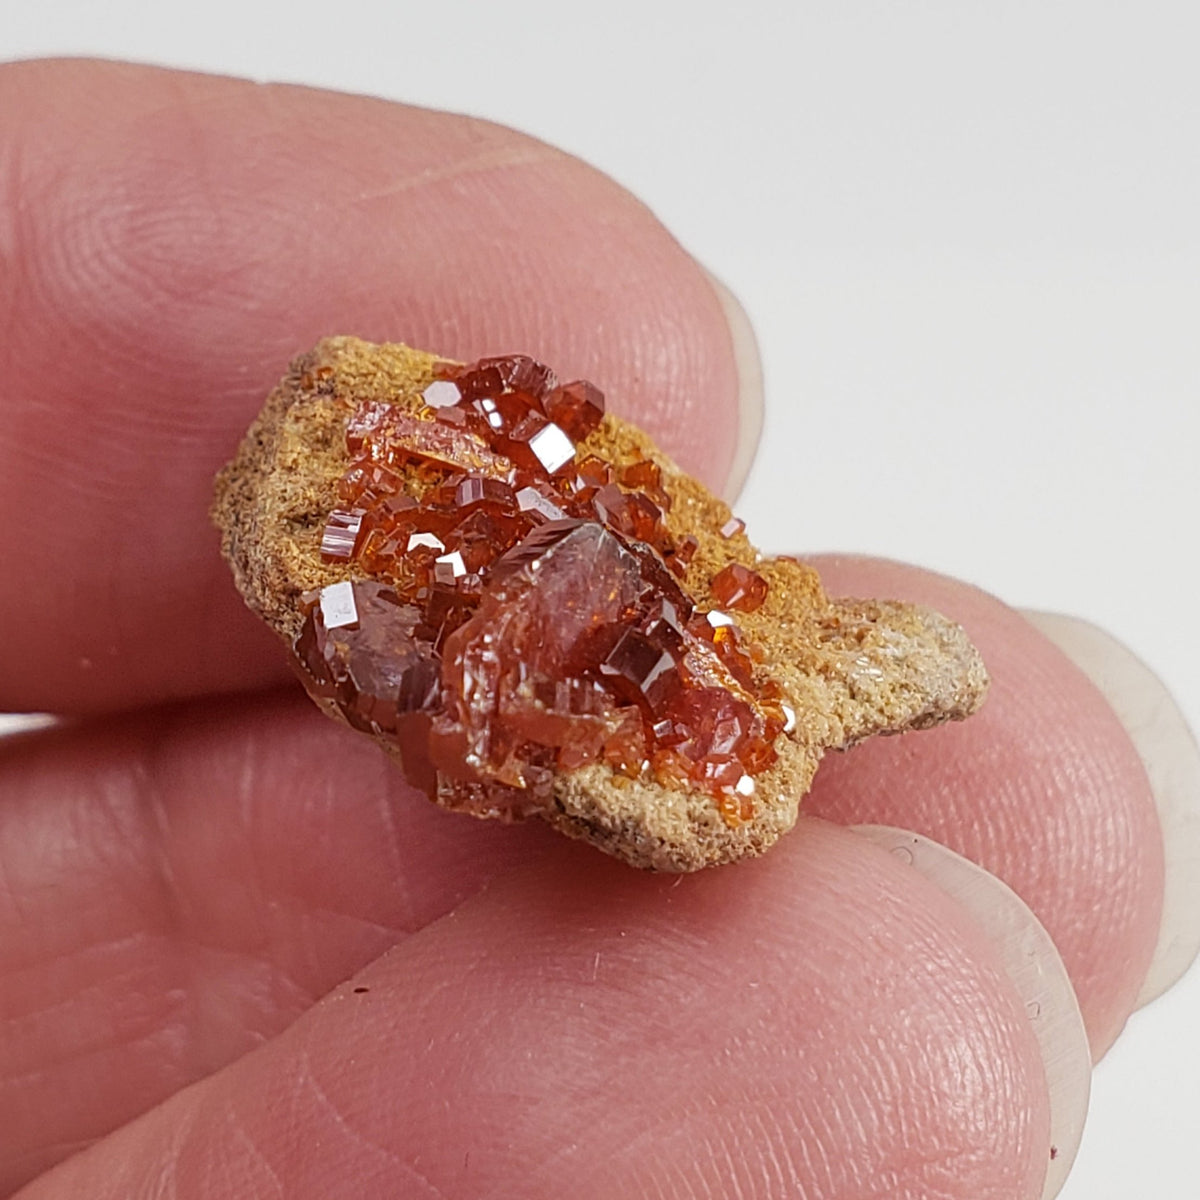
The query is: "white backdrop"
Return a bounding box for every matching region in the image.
[4,3,1198,1196]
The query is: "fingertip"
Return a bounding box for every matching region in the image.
[854,824,1090,1198]
[1022,610,1200,1008]
[0,58,745,712]
[803,555,1164,1057]
[701,269,763,501]
[23,817,1050,1200]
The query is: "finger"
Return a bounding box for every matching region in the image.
[0,57,749,715]
[0,691,556,1193]
[17,822,1052,1200]
[853,824,1092,1196]
[1021,610,1200,1008]
[802,555,1165,1058]
[0,555,1164,1182]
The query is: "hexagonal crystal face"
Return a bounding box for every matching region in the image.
[527,422,575,475]
[319,580,359,629]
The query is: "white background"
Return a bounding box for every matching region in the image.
[3,2,1198,1196]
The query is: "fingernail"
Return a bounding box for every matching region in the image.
[1023,611,1200,1008]
[852,824,1091,1200]
[702,270,763,503]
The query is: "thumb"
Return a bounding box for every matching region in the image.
[17,823,1050,1200]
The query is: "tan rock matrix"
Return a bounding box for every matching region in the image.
[213,337,987,871]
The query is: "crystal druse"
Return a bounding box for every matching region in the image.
[294,355,779,826]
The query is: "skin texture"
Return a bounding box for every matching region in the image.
[0,58,1168,1198]
[0,58,739,714]
[804,557,1163,1058]
[14,821,1049,1200]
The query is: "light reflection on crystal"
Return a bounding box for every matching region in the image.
[319,580,359,630]
[516,486,567,522]
[422,380,461,408]
[293,353,783,816]
[320,509,365,561]
[528,422,576,475]
[434,551,467,583]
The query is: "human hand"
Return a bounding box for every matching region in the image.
[1,58,1193,1199]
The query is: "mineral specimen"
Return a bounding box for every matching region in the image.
[213,338,988,871]
[291,353,786,820]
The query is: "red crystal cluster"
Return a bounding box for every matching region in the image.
[294,355,782,823]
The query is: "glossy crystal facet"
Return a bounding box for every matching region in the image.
[297,355,778,819]
[710,563,769,613]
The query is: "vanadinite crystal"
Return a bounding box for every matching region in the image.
[710,562,769,613]
[292,354,781,823]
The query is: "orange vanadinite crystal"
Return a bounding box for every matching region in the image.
[710,563,769,613]
[293,354,778,818]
